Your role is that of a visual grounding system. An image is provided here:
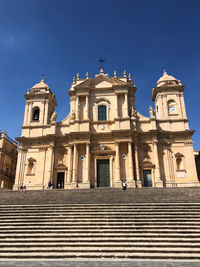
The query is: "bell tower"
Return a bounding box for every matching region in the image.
[152,70,189,130]
[22,75,57,137]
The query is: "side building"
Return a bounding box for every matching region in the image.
[0,131,18,189]
[14,69,199,190]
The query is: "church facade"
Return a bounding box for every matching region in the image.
[14,68,199,190]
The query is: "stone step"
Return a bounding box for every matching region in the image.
[0,247,200,253]
[0,213,199,218]
[1,225,200,230]
[0,233,200,238]
[1,229,200,234]
[0,242,200,247]
[1,218,200,223]
[0,221,199,226]
[0,210,200,218]
[1,204,200,208]
[2,237,200,242]
[0,251,199,260]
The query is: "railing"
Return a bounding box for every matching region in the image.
[0,131,16,145]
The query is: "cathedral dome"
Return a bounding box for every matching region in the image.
[156,70,181,87]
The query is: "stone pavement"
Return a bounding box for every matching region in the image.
[0,261,199,267]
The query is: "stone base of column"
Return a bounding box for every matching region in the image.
[126,180,136,188]
[78,182,90,189]
[13,185,20,191]
[71,182,77,189]
[136,180,142,188]
[155,180,163,187]
[65,183,71,189]
[114,180,122,188]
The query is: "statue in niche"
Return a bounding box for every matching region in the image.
[50,111,57,123]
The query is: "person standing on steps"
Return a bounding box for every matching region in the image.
[122,181,127,190]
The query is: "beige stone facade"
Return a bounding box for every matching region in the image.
[0,131,17,189]
[14,69,199,190]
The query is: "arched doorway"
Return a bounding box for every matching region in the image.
[55,164,67,189]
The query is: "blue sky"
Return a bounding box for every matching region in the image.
[0,0,200,149]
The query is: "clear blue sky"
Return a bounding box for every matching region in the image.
[0,0,200,149]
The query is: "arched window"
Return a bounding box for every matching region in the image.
[98,105,107,121]
[168,100,176,115]
[32,108,40,121]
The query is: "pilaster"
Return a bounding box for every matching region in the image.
[152,137,163,187]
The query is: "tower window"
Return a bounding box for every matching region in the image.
[168,100,176,115]
[32,108,40,121]
[98,105,107,121]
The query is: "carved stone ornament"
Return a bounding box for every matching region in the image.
[50,111,57,123]
[70,112,76,121]
[149,106,155,118]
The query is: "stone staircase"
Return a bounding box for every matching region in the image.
[0,202,200,260]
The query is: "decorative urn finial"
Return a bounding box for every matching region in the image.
[100,67,104,74]
[123,70,127,77]
[114,70,117,78]
[86,72,89,79]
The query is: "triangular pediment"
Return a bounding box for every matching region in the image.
[74,74,127,90]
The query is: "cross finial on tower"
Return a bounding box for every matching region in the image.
[98,57,105,74]
[41,74,45,82]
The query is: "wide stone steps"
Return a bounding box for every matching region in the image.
[0,203,200,260]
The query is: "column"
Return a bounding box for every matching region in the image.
[110,156,114,187]
[44,100,49,125]
[67,145,72,183]
[85,95,89,120]
[23,103,29,125]
[75,96,79,120]
[48,142,54,183]
[153,137,163,187]
[128,142,134,180]
[84,143,90,183]
[72,143,77,183]
[115,142,120,181]
[42,101,46,124]
[180,94,187,118]
[115,94,119,118]
[124,92,129,117]
[29,102,33,123]
[134,140,141,187]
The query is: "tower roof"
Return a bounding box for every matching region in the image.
[31,75,50,90]
[156,69,181,87]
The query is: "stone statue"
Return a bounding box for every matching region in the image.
[50,111,57,123]
[70,112,76,121]
[149,106,155,118]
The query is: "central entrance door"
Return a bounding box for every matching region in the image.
[97,159,110,187]
[56,172,65,189]
[143,170,152,187]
